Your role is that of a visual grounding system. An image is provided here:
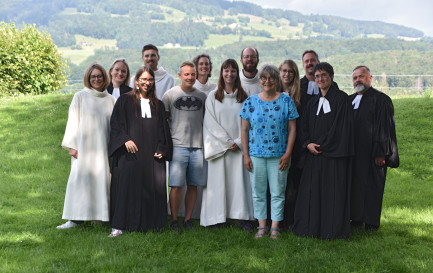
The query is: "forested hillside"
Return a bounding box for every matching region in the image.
[0,0,424,48]
[1,0,432,96]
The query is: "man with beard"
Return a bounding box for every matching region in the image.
[350,65,399,231]
[130,44,175,100]
[162,61,207,233]
[239,47,261,96]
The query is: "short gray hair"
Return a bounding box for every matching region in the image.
[258,63,281,91]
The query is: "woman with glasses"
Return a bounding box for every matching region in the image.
[108,66,173,237]
[278,60,302,230]
[200,59,254,229]
[240,64,298,239]
[57,63,115,229]
[107,58,132,99]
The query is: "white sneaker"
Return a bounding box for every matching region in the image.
[56,221,79,229]
[108,229,123,238]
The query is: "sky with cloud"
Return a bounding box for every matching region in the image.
[240,0,433,37]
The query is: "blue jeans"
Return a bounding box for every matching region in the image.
[249,156,288,221]
[169,147,207,187]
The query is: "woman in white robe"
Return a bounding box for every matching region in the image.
[57,63,115,229]
[200,59,254,228]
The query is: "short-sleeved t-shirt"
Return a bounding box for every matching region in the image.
[240,93,299,157]
[162,86,207,148]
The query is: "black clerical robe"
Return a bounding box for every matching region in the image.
[349,87,399,227]
[293,85,354,239]
[108,92,173,232]
[107,82,132,97]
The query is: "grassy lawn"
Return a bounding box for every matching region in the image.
[0,94,432,272]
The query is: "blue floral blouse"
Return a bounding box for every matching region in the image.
[240,93,299,157]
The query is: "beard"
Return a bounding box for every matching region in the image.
[354,82,368,93]
[243,63,257,73]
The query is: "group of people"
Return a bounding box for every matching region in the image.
[57,44,399,240]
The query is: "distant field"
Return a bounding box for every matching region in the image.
[59,35,118,65]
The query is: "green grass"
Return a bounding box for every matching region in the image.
[0,94,432,272]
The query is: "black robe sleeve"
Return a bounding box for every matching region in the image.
[108,95,133,157]
[372,92,399,168]
[155,100,173,161]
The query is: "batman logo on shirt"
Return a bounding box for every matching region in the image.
[174,96,203,111]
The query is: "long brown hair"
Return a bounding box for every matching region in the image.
[279,59,301,107]
[215,59,248,103]
[132,66,158,118]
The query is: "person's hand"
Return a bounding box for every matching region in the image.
[375,156,386,166]
[154,153,163,159]
[69,148,78,159]
[307,143,322,155]
[278,153,291,171]
[244,155,253,172]
[228,143,239,152]
[125,140,138,153]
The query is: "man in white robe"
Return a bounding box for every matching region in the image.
[130,44,175,99]
[239,47,261,96]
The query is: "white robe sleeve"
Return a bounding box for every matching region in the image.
[203,95,233,161]
[62,94,80,151]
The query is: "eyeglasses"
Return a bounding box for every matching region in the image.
[281,69,295,75]
[260,77,276,83]
[242,55,257,59]
[315,73,329,80]
[138,77,155,83]
[90,75,103,80]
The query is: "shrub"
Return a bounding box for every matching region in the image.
[0,22,68,96]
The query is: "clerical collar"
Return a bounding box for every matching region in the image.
[307,81,319,95]
[352,94,363,109]
[140,98,152,118]
[316,97,331,115]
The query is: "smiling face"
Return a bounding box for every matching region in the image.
[110,61,128,86]
[197,56,211,78]
[314,70,333,92]
[222,65,238,86]
[142,49,160,71]
[90,68,104,91]
[178,65,196,91]
[135,71,155,96]
[302,52,319,77]
[240,48,259,73]
[260,73,277,93]
[279,63,295,85]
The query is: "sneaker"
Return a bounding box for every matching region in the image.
[183,220,195,230]
[108,229,123,238]
[170,220,182,233]
[56,221,79,230]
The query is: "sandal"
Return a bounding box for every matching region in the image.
[270,227,281,239]
[108,229,123,238]
[254,226,268,239]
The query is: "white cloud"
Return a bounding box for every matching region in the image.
[239,0,433,36]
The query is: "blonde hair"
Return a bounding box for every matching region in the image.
[279,59,301,107]
[108,58,130,86]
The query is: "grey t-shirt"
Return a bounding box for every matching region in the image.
[162,86,207,148]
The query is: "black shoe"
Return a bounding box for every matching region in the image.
[240,221,253,232]
[365,224,379,231]
[170,220,182,233]
[350,220,363,228]
[183,220,195,230]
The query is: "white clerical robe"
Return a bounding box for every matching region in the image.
[200,90,254,226]
[61,88,115,221]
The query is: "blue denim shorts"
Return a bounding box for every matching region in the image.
[169,147,207,187]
